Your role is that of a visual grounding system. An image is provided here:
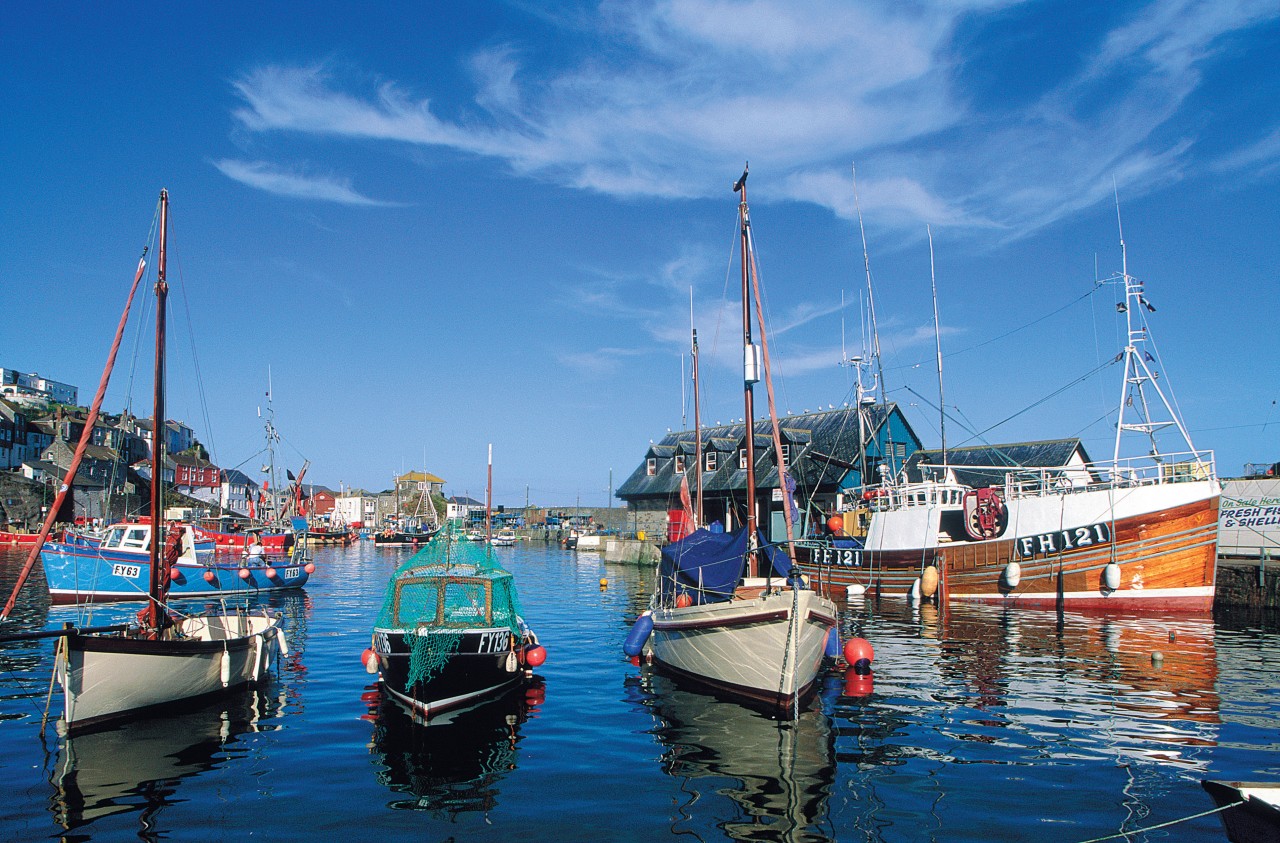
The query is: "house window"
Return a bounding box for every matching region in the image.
[706,451,718,471]
[780,444,790,467]
[674,455,686,473]
[646,457,657,476]
[738,448,748,469]
[895,443,906,458]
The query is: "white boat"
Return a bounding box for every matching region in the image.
[2,189,284,732]
[488,530,517,547]
[630,168,838,715]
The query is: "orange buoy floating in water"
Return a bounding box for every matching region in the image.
[361,648,379,674]
[843,637,874,674]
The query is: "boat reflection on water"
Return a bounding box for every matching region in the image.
[640,673,836,841]
[50,686,284,836]
[365,677,545,818]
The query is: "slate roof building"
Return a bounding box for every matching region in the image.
[617,405,922,543]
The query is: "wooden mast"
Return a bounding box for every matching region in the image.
[146,189,169,631]
[735,166,759,576]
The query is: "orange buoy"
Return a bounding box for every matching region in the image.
[843,637,874,666]
[304,563,316,574]
[265,567,278,579]
[361,648,379,674]
[920,565,939,598]
[524,645,547,667]
[826,515,844,534]
[675,592,693,608]
[203,569,216,583]
[238,568,251,580]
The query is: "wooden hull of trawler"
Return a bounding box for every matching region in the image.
[803,493,1219,611]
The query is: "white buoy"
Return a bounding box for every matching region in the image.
[1003,561,1021,589]
[846,583,866,598]
[910,578,922,602]
[219,650,231,687]
[1103,562,1121,592]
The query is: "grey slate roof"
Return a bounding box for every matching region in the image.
[617,405,901,502]
[904,438,1095,488]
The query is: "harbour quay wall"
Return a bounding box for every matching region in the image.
[1215,554,1280,611]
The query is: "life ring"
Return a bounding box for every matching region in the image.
[962,488,1008,540]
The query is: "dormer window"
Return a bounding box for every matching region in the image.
[674,455,686,473]
[780,444,790,467]
[646,457,657,476]
[706,451,718,471]
[738,448,748,469]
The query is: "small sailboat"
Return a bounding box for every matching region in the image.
[629,168,838,715]
[363,446,544,721]
[1,190,285,733]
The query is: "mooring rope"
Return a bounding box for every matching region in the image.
[1072,799,1243,843]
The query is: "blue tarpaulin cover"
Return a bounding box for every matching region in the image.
[658,527,791,604]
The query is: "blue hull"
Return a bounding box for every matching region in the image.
[41,542,309,604]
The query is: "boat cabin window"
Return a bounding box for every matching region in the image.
[121,527,149,549]
[102,526,127,548]
[441,580,490,626]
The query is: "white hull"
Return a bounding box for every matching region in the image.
[60,611,283,731]
[649,588,836,711]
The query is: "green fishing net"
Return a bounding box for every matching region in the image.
[375,532,524,687]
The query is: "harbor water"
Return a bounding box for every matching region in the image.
[2,541,1278,842]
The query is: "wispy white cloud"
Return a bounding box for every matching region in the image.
[1212,129,1280,176]
[213,159,400,206]
[223,1,1277,235]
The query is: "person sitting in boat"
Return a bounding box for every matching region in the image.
[245,532,266,562]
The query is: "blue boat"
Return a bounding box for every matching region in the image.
[42,520,311,605]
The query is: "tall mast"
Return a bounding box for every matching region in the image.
[1109,199,1195,464]
[928,226,946,470]
[735,166,759,576]
[485,444,493,539]
[147,189,170,630]
[691,288,703,526]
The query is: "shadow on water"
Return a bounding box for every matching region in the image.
[632,671,838,842]
[48,686,285,841]
[364,677,546,819]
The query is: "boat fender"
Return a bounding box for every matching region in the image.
[843,637,874,667]
[203,569,217,583]
[219,650,231,687]
[275,626,289,658]
[846,583,866,598]
[623,611,654,657]
[1103,562,1121,593]
[505,651,518,672]
[168,566,184,584]
[238,568,251,580]
[910,578,921,603]
[920,565,939,598]
[824,627,841,659]
[304,563,316,574]
[1003,561,1021,589]
[524,644,547,668]
[265,567,278,580]
[361,648,379,674]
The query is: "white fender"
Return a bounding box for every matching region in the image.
[1003,561,1021,589]
[1103,562,1121,592]
[846,583,866,598]
[219,649,231,687]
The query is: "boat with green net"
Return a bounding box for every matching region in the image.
[363,532,544,721]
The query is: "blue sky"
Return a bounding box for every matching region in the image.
[2,1,1277,506]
